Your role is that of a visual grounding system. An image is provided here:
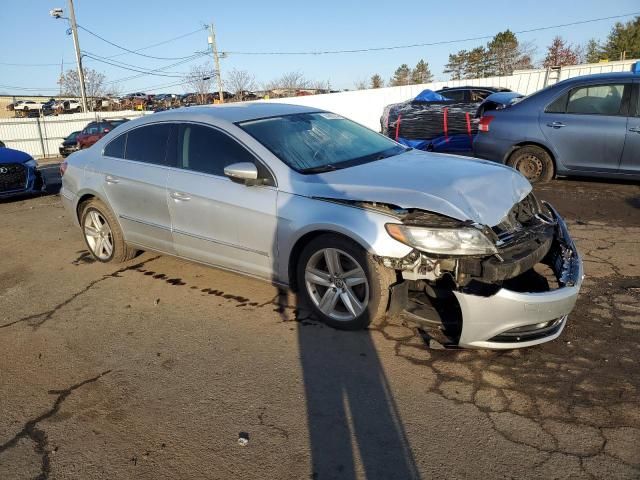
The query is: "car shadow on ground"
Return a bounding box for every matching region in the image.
[273,290,420,480]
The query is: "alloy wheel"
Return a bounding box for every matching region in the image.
[304,248,369,321]
[83,209,114,260]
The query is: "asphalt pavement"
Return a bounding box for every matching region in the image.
[0,175,638,479]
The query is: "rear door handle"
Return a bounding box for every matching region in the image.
[105,175,119,184]
[629,127,640,133]
[170,191,191,201]
[546,122,566,129]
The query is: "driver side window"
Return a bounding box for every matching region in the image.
[176,124,268,180]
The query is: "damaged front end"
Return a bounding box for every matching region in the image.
[372,193,583,349]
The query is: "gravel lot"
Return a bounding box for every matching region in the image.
[1,173,639,479]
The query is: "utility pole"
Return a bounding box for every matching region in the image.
[208,23,225,104]
[67,0,89,112]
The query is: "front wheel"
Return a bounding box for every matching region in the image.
[507,146,554,184]
[296,234,396,330]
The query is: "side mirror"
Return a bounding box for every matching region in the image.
[224,162,260,185]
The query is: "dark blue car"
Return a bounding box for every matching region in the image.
[0,146,43,198]
[473,72,640,183]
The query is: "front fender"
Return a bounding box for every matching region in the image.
[276,192,412,284]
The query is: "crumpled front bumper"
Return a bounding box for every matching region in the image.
[456,203,583,349]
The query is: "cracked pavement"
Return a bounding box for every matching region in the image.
[0,178,638,479]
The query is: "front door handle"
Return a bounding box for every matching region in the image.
[170,191,191,201]
[105,175,119,184]
[629,126,640,133]
[546,121,566,129]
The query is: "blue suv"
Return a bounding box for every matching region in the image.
[473,72,640,183]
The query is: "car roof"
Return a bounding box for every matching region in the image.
[556,71,638,85]
[151,102,324,123]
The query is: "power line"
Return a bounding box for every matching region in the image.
[82,53,195,78]
[102,52,210,85]
[0,26,206,67]
[84,50,206,76]
[225,12,640,55]
[0,83,59,92]
[77,24,205,61]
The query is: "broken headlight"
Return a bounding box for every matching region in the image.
[385,224,497,256]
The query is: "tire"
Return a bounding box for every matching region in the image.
[507,146,554,184]
[79,198,136,263]
[296,233,396,330]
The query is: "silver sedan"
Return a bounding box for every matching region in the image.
[60,103,583,349]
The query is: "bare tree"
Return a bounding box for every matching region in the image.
[265,71,310,96]
[353,79,368,90]
[226,68,257,101]
[58,67,106,99]
[184,64,215,104]
[311,80,330,93]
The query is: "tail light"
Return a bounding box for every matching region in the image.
[478,115,495,133]
[60,160,68,176]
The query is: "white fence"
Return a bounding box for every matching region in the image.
[0,110,150,158]
[1,59,637,156]
[268,59,639,131]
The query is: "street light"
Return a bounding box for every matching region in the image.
[50,1,88,113]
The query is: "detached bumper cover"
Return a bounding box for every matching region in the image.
[455,204,583,349]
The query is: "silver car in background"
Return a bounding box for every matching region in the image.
[60,103,583,349]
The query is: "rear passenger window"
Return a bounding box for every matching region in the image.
[566,84,626,115]
[440,90,465,102]
[125,124,171,165]
[104,134,126,158]
[177,124,256,176]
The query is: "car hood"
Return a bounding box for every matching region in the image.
[291,149,531,227]
[0,147,33,165]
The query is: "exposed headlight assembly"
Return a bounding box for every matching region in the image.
[24,159,38,168]
[386,223,497,256]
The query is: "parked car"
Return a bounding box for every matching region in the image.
[0,147,43,198]
[474,72,640,183]
[124,92,148,100]
[59,99,82,113]
[77,119,129,149]
[59,131,81,157]
[61,103,582,349]
[475,91,524,118]
[381,86,512,133]
[380,86,514,154]
[15,100,44,112]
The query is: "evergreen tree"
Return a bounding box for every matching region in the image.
[389,64,411,86]
[584,39,602,63]
[602,16,640,60]
[443,51,467,80]
[410,59,433,84]
[370,74,384,88]
[465,47,489,79]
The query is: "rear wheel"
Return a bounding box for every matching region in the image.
[80,199,136,263]
[296,234,395,330]
[508,146,554,184]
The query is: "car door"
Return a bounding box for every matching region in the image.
[539,81,631,173]
[619,81,640,175]
[95,123,175,253]
[167,123,278,279]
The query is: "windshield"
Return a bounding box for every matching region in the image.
[238,112,407,173]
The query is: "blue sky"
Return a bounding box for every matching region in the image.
[1,0,639,95]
